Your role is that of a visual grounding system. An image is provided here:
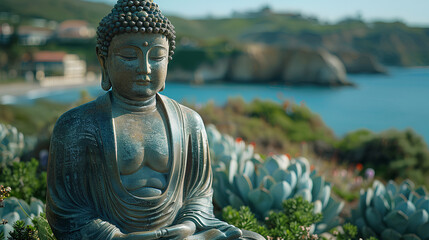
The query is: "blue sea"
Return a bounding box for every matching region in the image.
[2,67,429,142]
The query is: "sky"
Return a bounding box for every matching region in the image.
[92,0,429,27]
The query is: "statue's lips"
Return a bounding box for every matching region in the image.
[135,76,150,86]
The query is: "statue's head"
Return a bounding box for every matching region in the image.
[96,0,176,101]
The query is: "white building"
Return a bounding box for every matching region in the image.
[26,51,87,86]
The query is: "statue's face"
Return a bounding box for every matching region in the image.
[105,33,169,101]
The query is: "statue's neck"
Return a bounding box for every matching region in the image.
[111,91,157,113]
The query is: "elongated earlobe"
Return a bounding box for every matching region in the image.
[96,47,112,91]
[160,83,165,92]
[101,74,112,91]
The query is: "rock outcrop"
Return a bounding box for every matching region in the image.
[335,51,387,74]
[281,48,349,86]
[167,45,353,86]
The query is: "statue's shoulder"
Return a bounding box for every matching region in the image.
[180,104,204,129]
[53,93,108,137]
[54,101,96,130]
[158,94,205,130]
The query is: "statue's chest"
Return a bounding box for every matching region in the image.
[114,113,169,175]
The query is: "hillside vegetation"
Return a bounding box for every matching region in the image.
[2,1,429,67]
[0,0,111,25]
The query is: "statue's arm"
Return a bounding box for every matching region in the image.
[173,108,242,239]
[46,113,121,240]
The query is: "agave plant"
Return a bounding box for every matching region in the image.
[206,125,344,234]
[351,179,429,240]
[0,197,44,239]
[0,124,25,166]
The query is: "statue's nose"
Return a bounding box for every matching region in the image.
[138,57,151,75]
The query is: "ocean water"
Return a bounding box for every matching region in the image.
[2,67,429,142]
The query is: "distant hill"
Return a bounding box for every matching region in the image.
[2,0,429,66]
[0,0,111,26]
[169,14,429,67]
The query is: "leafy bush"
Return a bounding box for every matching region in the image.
[222,206,267,235]
[338,129,429,186]
[193,98,335,155]
[0,159,47,203]
[1,213,55,240]
[222,197,322,240]
[7,220,38,240]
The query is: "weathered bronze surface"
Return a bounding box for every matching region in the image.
[46,0,265,239]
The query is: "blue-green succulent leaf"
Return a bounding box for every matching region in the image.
[272,169,288,182]
[381,228,402,240]
[233,174,253,204]
[374,194,390,216]
[296,189,312,202]
[387,180,398,197]
[287,163,302,179]
[395,200,416,217]
[417,222,429,240]
[285,171,297,190]
[415,186,428,197]
[402,234,422,240]
[228,192,245,209]
[248,188,274,218]
[417,198,429,213]
[383,210,409,234]
[270,181,292,210]
[407,209,429,234]
[311,176,324,202]
[365,207,386,234]
[263,158,280,175]
[313,200,322,214]
[362,226,377,239]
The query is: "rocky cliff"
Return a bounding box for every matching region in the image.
[168,45,352,86]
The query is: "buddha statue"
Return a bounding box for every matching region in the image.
[46,0,264,239]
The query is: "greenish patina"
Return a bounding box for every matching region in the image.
[46,0,264,239]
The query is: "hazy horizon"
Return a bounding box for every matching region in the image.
[86,0,429,27]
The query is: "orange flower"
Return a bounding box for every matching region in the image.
[235,137,243,143]
[250,142,256,147]
[356,163,363,171]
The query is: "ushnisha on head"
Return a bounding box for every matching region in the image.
[96,0,176,60]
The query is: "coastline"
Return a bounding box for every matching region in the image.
[0,81,99,98]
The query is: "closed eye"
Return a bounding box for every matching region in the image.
[118,54,137,61]
[150,55,166,62]
[115,47,139,61]
[149,46,167,62]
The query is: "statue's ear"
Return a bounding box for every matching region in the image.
[96,47,112,91]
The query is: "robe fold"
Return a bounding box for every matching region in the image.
[46,92,239,239]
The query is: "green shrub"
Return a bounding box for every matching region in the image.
[0,159,47,203]
[338,129,429,186]
[222,206,267,236]
[222,197,322,240]
[7,220,38,240]
[32,214,56,240]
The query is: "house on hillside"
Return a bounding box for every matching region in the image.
[22,51,87,86]
[18,26,53,46]
[0,23,12,44]
[56,20,95,42]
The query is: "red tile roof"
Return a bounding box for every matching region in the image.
[33,51,67,62]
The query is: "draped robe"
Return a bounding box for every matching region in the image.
[46,92,240,239]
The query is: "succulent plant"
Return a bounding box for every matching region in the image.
[206,125,344,234]
[351,179,429,240]
[0,124,25,166]
[0,197,44,239]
